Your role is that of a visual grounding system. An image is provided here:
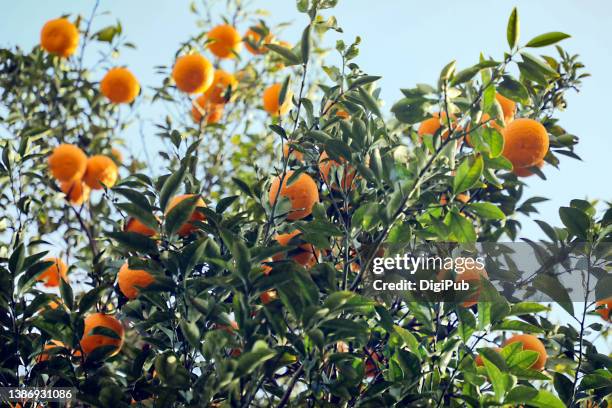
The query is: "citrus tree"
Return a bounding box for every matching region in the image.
[0,1,610,407]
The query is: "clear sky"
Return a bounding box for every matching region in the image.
[1,0,610,239]
[1,0,609,351]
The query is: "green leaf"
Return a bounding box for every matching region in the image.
[453,155,483,194]
[235,340,276,377]
[505,385,538,404]
[533,274,574,315]
[301,24,311,63]
[559,206,590,239]
[526,32,570,48]
[482,356,507,401]
[509,302,550,316]
[448,211,476,243]
[107,231,158,253]
[451,65,481,86]
[493,320,545,334]
[497,76,530,104]
[357,86,382,118]
[165,195,200,236]
[349,75,381,89]
[179,320,201,349]
[266,43,301,65]
[528,390,566,408]
[60,277,73,310]
[507,7,520,49]
[159,164,187,211]
[467,202,505,220]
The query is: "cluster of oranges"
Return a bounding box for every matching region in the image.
[168,23,294,124]
[418,93,548,177]
[47,144,119,205]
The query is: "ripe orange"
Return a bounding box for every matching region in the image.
[125,217,157,237]
[595,298,612,321]
[37,257,68,287]
[60,179,90,205]
[269,170,319,220]
[191,95,224,124]
[364,350,381,378]
[418,112,458,140]
[207,24,242,59]
[80,313,124,356]
[318,151,358,190]
[440,193,469,206]
[117,261,155,300]
[273,230,318,268]
[166,194,206,236]
[513,159,544,177]
[40,18,79,57]
[204,70,238,104]
[502,334,547,371]
[244,27,274,55]
[260,289,278,305]
[457,264,488,308]
[83,155,118,190]
[283,143,304,162]
[263,83,293,116]
[37,340,66,362]
[474,347,502,367]
[495,93,516,124]
[172,54,214,94]
[48,144,88,182]
[502,118,549,169]
[100,67,140,104]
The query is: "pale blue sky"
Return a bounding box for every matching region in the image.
[1,0,609,350]
[1,0,611,240]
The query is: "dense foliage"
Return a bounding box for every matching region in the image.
[0,1,610,407]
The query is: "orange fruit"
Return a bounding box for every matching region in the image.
[125,217,157,237]
[495,93,516,124]
[204,70,238,104]
[207,24,242,59]
[502,118,549,169]
[502,334,547,371]
[100,67,140,104]
[318,151,358,190]
[172,53,214,94]
[83,155,118,190]
[37,257,68,287]
[244,27,274,55]
[80,313,124,356]
[117,261,155,300]
[268,170,319,220]
[474,347,502,367]
[365,350,380,378]
[324,101,350,119]
[261,258,273,276]
[440,193,469,206]
[48,144,88,182]
[260,289,278,305]
[60,179,90,205]
[273,230,318,268]
[595,298,612,321]
[513,159,544,177]
[191,95,224,124]
[418,112,458,140]
[40,18,79,57]
[37,340,66,362]
[282,143,304,162]
[165,194,206,236]
[457,264,488,308]
[263,83,293,116]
